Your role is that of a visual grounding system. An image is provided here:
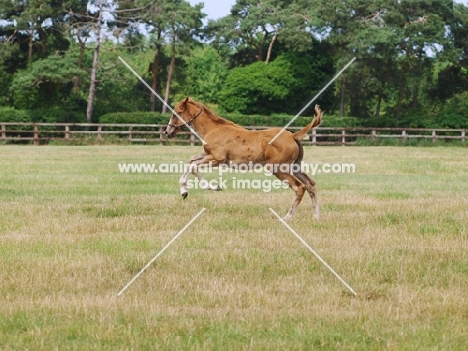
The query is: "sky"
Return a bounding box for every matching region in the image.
[188,0,236,21]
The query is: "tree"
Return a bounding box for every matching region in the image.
[317,0,394,117]
[0,43,25,106]
[77,0,149,122]
[141,0,204,112]
[86,0,106,123]
[219,48,333,115]
[143,2,166,112]
[177,45,229,104]
[0,0,467,127]
[207,0,318,65]
[318,0,454,119]
[0,0,87,64]
[0,0,88,107]
[431,3,468,102]
[160,1,204,113]
[10,55,85,117]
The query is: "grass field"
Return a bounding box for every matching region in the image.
[1,145,467,350]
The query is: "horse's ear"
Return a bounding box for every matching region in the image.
[181,97,191,107]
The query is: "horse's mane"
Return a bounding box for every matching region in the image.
[194,101,237,126]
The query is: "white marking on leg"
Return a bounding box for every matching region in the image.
[179,154,205,197]
[179,169,190,195]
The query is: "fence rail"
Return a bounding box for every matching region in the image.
[0,122,466,146]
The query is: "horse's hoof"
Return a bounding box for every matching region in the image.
[181,192,188,199]
[216,186,222,191]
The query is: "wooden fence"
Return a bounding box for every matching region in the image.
[0,122,466,146]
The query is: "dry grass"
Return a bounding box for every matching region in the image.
[1,145,467,350]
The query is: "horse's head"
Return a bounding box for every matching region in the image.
[165,97,203,138]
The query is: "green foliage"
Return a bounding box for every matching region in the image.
[29,106,86,123]
[0,69,14,106]
[437,91,468,128]
[219,50,333,115]
[140,0,205,113]
[0,107,31,123]
[99,112,170,124]
[0,43,26,106]
[359,116,400,128]
[10,55,85,110]
[89,44,151,118]
[318,116,360,128]
[219,60,294,114]
[0,106,86,124]
[318,0,458,120]
[208,0,317,63]
[222,113,359,128]
[0,0,467,129]
[98,111,358,128]
[176,46,229,104]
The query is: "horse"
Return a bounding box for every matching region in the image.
[165,97,323,220]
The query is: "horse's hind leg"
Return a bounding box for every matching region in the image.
[179,153,206,198]
[294,172,319,219]
[274,172,306,221]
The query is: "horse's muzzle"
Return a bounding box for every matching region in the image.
[165,127,175,138]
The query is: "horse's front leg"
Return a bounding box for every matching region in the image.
[180,153,206,199]
[190,155,223,191]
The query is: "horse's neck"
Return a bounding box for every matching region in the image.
[192,112,220,137]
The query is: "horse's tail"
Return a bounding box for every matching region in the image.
[293,138,304,166]
[293,105,323,141]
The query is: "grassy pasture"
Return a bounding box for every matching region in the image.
[0,145,467,350]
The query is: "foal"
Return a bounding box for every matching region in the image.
[165,97,323,220]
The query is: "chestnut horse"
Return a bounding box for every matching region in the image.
[165,97,323,220]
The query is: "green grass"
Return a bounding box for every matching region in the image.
[1,145,468,350]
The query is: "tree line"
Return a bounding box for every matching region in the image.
[0,0,467,128]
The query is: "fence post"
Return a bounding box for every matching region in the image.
[129,126,133,142]
[401,130,407,143]
[311,129,316,145]
[1,124,5,141]
[159,126,164,145]
[341,129,346,146]
[462,130,465,143]
[97,125,102,141]
[432,130,436,143]
[65,125,70,140]
[190,132,195,146]
[34,124,39,146]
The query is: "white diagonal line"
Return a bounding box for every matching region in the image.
[268,57,356,145]
[117,208,206,296]
[269,208,357,296]
[118,56,207,145]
